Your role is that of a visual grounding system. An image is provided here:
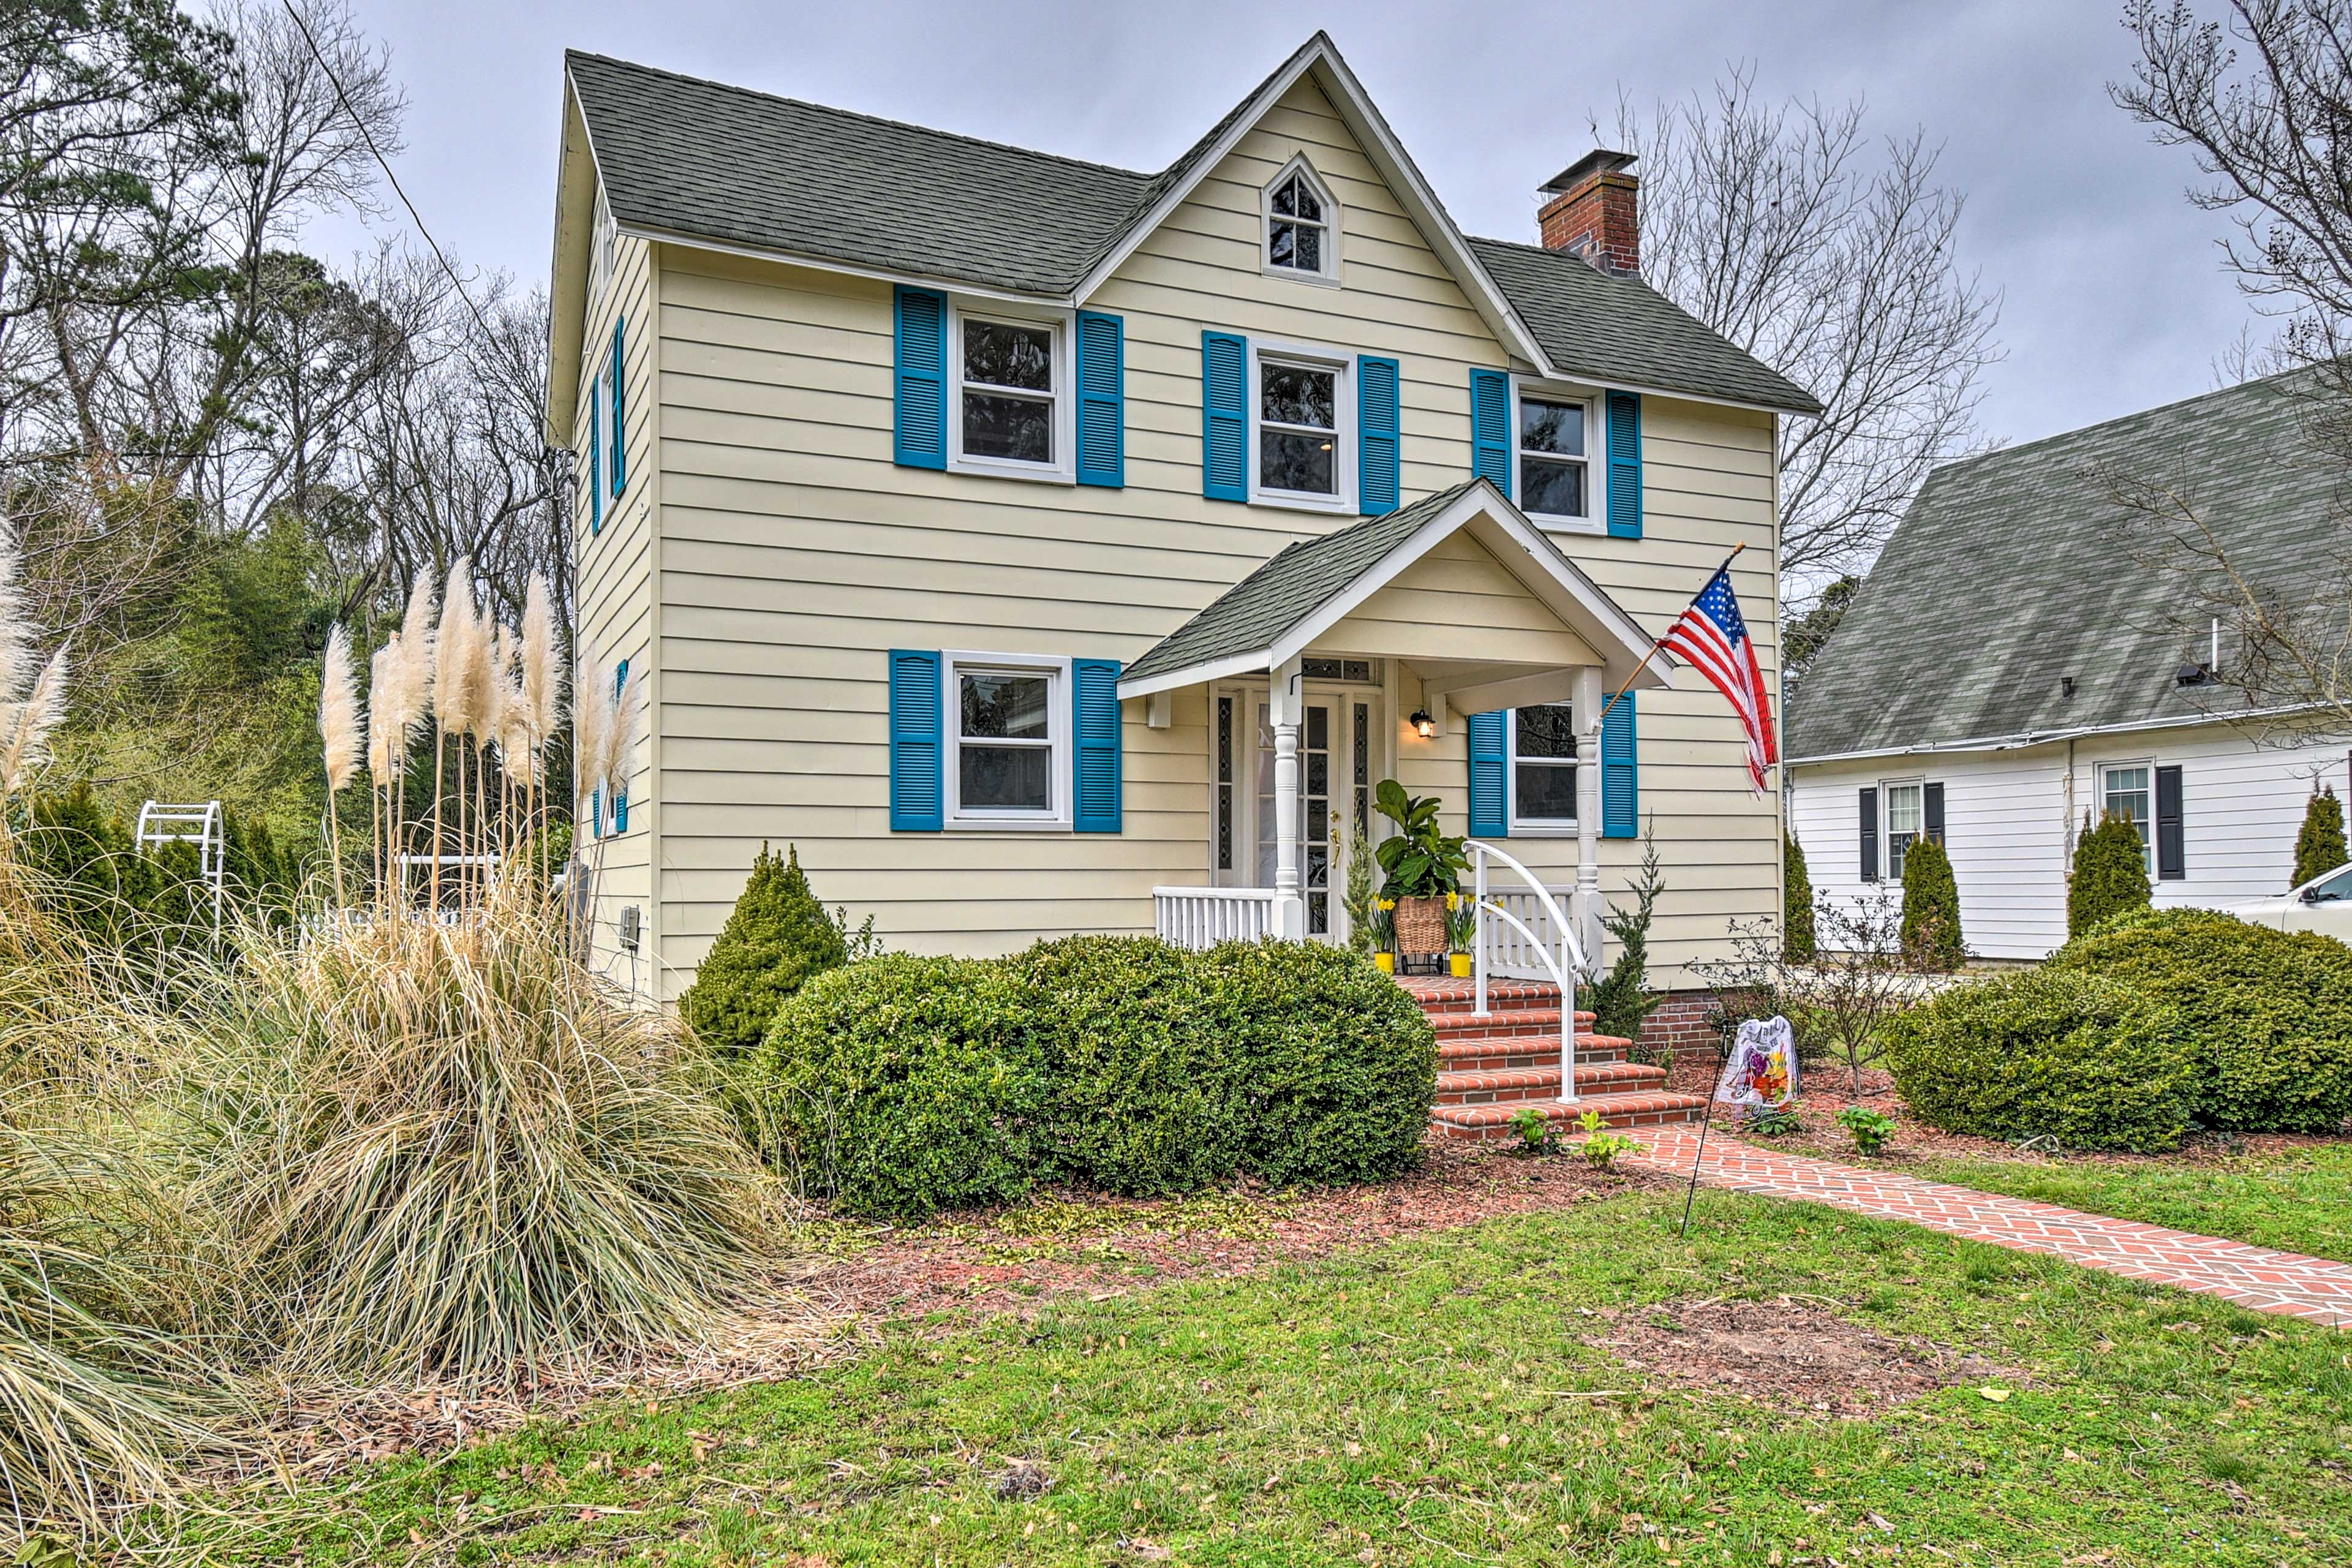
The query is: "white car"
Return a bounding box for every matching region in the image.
[2231,864,2352,937]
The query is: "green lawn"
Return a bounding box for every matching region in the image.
[175,1186,2352,1567]
[1912,1143,2352,1263]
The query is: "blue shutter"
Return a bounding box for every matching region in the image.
[1468,710,1507,839]
[1470,369,1512,499]
[609,659,630,832]
[1606,390,1643,540]
[1358,354,1400,515]
[589,788,600,840]
[587,382,602,535]
[1601,692,1638,839]
[1201,331,1247,501]
[893,287,949,470]
[888,649,943,831]
[609,316,627,497]
[1075,311,1125,488]
[1071,658,1123,833]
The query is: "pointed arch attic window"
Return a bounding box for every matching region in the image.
[1263,158,1337,282]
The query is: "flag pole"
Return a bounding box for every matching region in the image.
[1678,1033,1728,1235]
[1596,540,1747,729]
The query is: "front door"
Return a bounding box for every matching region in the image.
[1218,690,1381,940]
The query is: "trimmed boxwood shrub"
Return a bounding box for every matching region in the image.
[748,954,1041,1220]
[2049,908,2352,1133]
[1882,970,2194,1152]
[682,843,848,1060]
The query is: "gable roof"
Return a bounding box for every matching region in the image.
[1118,480,1673,699]
[558,38,1819,417]
[1786,372,2338,762]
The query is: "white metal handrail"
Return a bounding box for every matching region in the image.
[1468,842,1589,1103]
[1153,886,1276,950]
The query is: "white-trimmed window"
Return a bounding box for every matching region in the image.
[1262,157,1338,282]
[1883,778,1924,882]
[945,653,1069,827]
[1512,379,1596,530]
[1249,339,1355,511]
[949,306,1072,481]
[1510,704,1578,831]
[589,186,615,306]
[2100,761,2155,873]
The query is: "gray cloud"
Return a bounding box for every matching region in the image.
[311,0,2255,448]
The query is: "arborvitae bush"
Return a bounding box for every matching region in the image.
[2293,786,2349,889]
[1784,833,1816,961]
[681,843,850,1060]
[1898,836,1964,970]
[2067,810,2151,939]
[1587,829,1665,1042]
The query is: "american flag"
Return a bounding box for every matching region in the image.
[1660,564,1777,794]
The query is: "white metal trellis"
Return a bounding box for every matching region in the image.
[135,800,225,931]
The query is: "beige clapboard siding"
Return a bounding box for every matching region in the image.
[624,70,1781,990]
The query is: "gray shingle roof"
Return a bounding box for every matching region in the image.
[1786,372,2337,761]
[565,50,1817,414]
[1124,482,1480,684]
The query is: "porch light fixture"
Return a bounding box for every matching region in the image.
[1410,707,1436,739]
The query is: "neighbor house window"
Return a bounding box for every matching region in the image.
[946,655,1068,826]
[2101,762,2154,873]
[1510,704,1578,828]
[1251,344,1353,508]
[951,311,1068,477]
[1883,779,1923,881]
[1517,390,1593,524]
[1262,159,1336,280]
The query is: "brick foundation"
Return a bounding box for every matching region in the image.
[1637,990,1722,1057]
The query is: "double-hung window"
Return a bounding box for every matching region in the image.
[1513,381,1596,529]
[946,654,1068,827]
[1251,342,1354,511]
[1883,779,1924,881]
[1510,704,1578,829]
[951,309,1069,478]
[2101,762,2154,874]
[1263,159,1336,281]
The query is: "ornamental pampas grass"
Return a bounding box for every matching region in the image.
[572,635,613,820]
[366,641,394,789]
[520,573,561,752]
[318,624,361,905]
[604,662,644,820]
[0,646,66,802]
[432,558,484,739]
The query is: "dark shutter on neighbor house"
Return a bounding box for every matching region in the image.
[888,649,943,831]
[1923,781,1945,845]
[1468,710,1507,839]
[893,286,949,470]
[1469,368,1511,499]
[1201,331,1247,500]
[1358,354,1400,514]
[1072,658,1123,832]
[1074,311,1125,488]
[2156,764,2185,880]
[1860,787,1880,882]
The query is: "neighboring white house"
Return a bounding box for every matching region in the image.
[544,32,1820,1003]
[1787,373,2351,960]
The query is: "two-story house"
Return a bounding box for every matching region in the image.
[545,32,1819,1007]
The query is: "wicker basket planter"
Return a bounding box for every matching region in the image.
[1394,895,1449,956]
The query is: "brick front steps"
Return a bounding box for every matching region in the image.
[1400,976,1711,1141]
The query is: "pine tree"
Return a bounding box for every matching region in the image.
[1588,826,1666,1042]
[2067,810,2152,940]
[1784,832,1817,961]
[2293,786,2349,889]
[1898,836,1964,970]
[680,843,850,1058]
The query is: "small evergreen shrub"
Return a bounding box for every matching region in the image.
[1898,836,1964,970]
[2293,786,2349,889]
[750,955,1041,1221]
[1882,970,2193,1152]
[2067,810,2152,940]
[1784,833,1817,961]
[1588,828,1665,1042]
[2049,909,2352,1134]
[682,843,851,1060]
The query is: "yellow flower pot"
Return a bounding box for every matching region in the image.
[1449,953,1473,979]
[1373,952,1396,974]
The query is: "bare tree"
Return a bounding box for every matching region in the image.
[1607,70,2003,600]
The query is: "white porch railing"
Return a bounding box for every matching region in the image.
[1153,886,1277,949]
[1468,843,1589,1102]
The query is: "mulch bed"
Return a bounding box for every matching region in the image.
[1579,1296,2012,1416]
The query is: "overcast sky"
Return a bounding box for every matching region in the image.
[306,0,2258,450]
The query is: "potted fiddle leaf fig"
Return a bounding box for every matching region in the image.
[1373,779,1468,961]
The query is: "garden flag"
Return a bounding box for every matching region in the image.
[1660,562,1776,794]
[1714,1017,1796,1109]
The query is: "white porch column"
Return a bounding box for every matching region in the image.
[1574,665,1605,967]
[1269,656,1306,940]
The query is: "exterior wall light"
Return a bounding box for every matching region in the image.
[1410,707,1436,739]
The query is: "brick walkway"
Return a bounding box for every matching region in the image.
[1632,1127,2352,1327]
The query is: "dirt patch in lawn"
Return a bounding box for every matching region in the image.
[1583,1295,2010,1416]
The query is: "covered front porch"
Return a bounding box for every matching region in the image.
[1118,480,1672,971]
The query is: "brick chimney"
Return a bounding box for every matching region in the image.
[1537,150,1638,274]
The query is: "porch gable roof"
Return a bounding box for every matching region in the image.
[1117,480,1673,700]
